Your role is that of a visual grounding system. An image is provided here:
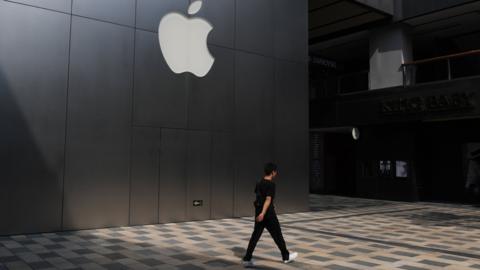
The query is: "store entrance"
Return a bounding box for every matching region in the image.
[324,133,357,197]
[417,119,480,203]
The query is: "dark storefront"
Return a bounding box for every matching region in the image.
[311,77,480,203]
[309,0,480,204]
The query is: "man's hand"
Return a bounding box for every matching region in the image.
[256,196,271,223]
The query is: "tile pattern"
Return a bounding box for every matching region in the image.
[1,195,480,269]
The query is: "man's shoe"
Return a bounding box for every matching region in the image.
[242,259,255,268]
[283,252,298,264]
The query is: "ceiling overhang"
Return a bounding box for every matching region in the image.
[309,0,393,45]
[402,1,480,40]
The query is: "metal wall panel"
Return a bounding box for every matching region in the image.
[63,17,134,230]
[189,46,234,132]
[274,0,308,63]
[0,0,310,234]
[72,0,135,26]
[211,132,234,219]
[186,131,212,221]
[274,60,309,213]
[196,0,235,48]
[234,51,274,217]
[136,0,188,32]
[133,30,188,129]
[0,1,69,234]
[130,127,161,225]
[6,0,71,13]
[235,0,273,56]
[159,129,188,223]
[274,1,309,214]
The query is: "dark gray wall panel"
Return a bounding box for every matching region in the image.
[196,0,235,48]
[7,0,71,13]
[236,0,273,56]
[134,30,188,128]
[0,0,309,234]
[186,131,212,221]
[274,60,309,213]
[274,0,308,62]
[211,132,234,219]
[130,127,161,225]
[136,0,188,32]
[159,129,187,223]
[234,52,274,217]
[63,17,134,230]
[0,1,69,234]
[189,46,234,132]
[72,0,135,26]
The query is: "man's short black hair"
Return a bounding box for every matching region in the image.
[264,162,277,175]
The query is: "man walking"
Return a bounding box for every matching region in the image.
[242,163,298,267]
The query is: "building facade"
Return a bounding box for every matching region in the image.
[310,0,480,202]
[0,0,309,235]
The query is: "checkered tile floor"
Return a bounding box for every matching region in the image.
[2,195,480,269]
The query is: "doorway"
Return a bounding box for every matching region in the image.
[416,119,480,203]
[323,133,357,196]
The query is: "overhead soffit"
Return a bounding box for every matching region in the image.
[309,0,391,44]
[403,1,480,39]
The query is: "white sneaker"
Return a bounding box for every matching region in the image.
[283,252,298,264]
[242,259,255,268]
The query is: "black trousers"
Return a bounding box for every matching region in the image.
[243,208,289,261]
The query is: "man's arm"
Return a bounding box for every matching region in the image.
[256,196,271,222]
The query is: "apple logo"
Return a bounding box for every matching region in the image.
[158,0,214,78]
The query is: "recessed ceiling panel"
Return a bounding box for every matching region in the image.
[310,1,367,29]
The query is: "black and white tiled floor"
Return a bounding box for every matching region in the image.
[2,195,480,269]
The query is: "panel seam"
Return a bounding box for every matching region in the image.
[209,132,213,219]
[232,0,237,218]
[157,129,161,224]
[4,0,70,15]
[127,0,138,226]
[60,0,74,231]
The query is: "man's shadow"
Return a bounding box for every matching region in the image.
[232,247,317,269]
[232,247,279,269]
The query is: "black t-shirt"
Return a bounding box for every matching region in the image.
[254,179,276,211]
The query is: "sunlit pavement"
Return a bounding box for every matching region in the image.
[2,195,480,269]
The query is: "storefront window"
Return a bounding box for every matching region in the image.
[378,160,409,178]
[379,160,393,176]
[395,161,408,178]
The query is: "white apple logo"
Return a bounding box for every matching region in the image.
[158,0,214,78]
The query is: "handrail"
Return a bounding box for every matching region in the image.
[402,49,480,66]
[401,49,480,87]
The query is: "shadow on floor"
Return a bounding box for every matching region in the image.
[404,211,480,229]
